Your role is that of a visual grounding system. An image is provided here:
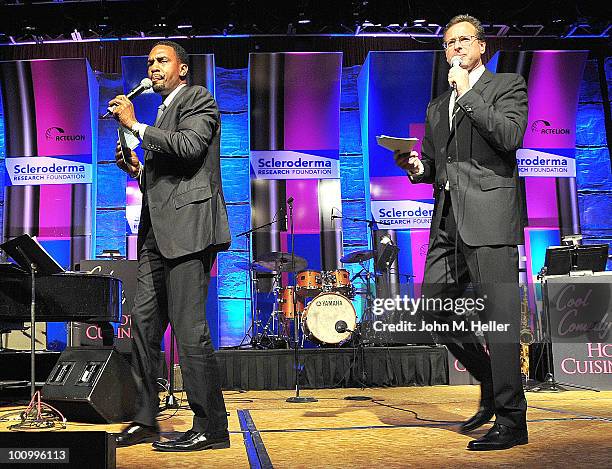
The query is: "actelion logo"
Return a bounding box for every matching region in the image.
[45,126,86,142]
[530,119,570,135]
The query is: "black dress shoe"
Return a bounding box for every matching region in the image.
[168,430,199,443]
[152,431,230,452]
[116,423,160,447]
[459,405,495,433]
[467,423,528,451]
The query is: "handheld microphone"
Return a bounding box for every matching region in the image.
[450,56,463,91]
[287,197,294,206]
[103,77,153,118]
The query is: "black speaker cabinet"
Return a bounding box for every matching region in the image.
[41,347,136,424]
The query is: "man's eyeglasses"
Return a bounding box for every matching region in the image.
[442,35,479,50]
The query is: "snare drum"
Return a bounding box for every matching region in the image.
[296,270,322,298]
[302,292,356,345]
[277,286,304,319]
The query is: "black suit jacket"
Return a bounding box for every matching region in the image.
[412,69,528,246]
[139,85,231,259]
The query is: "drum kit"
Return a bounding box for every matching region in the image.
[242,249,376,348]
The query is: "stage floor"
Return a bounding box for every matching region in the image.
[1,386,611,468]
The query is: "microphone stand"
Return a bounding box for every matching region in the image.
[332,214,392,336]
[339,322,372,401]
[8,244,66,429]
[332,214,391,399]
[159,328,179,411]
[286,199,316,403]
[16,246,39,400]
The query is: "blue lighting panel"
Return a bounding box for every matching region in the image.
[359,51,434,179]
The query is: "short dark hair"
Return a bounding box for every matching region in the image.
[152,40,189,65]
[443,14,485,40]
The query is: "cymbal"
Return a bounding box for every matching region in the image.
[254,251,308,272]
[340,249,375,264]
[235,261,274,273]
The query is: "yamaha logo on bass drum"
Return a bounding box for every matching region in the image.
[315,299,343,307]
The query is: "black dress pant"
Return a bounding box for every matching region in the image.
[422,191,527,429]
[130,219,228,434]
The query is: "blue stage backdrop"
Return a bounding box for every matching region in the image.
[0,54,610,350]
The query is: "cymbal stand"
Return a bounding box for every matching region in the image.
[235,212,282,349]
[286,199,316,403]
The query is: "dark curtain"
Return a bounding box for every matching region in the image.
[217,346,448,391]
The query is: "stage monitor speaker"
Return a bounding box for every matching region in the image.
[41,347,136,424]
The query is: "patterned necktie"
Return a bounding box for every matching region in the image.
[154,103,166,126]
[449,90,459,130]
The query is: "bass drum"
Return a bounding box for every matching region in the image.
[302,292,356,345]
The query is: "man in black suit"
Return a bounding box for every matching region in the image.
[110,41,232,452]
[395,15,528,450]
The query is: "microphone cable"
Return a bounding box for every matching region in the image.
[452,91,461,286]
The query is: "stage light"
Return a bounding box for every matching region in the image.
[375,235,399,273]
[70,29,82,41]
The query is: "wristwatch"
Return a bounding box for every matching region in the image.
[130,122,146,139]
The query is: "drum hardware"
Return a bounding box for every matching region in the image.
[253,251,308,274]
[340,249,375,264]
[234,209,290,350]
[334,321,372,399]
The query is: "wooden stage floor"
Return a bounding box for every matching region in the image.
[1,385,611,468]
